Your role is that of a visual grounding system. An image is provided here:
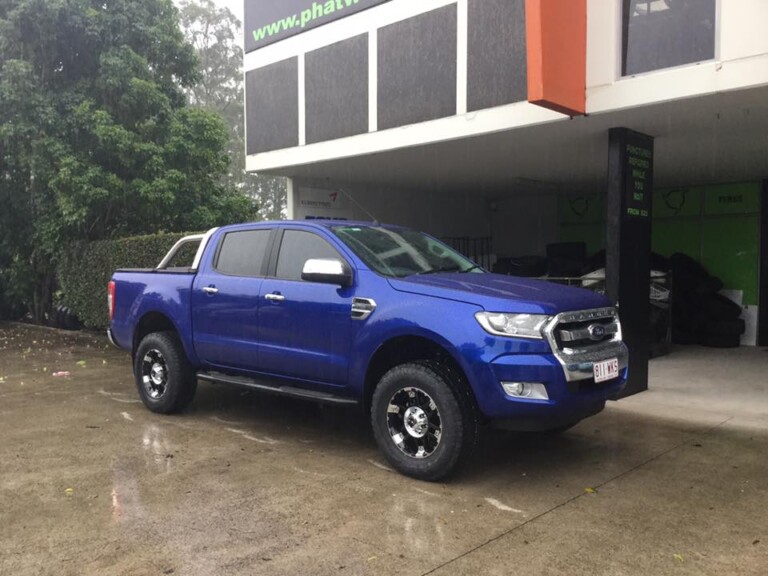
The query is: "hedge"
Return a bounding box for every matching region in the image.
[59,232,198,330]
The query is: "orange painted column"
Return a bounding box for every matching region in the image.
[525,0,587,116]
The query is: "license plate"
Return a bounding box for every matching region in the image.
[593,358,619,383]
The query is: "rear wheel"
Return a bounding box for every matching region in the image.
[133,331,197,414]
[371,360,478,481]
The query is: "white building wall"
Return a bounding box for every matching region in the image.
[586,0,768,114]
[252,1,768,175]
[289,180,562,263]
[291,181,491,240]
[719,0,768,61]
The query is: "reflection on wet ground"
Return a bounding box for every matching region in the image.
[1,322,766,575]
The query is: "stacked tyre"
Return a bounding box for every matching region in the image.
[53,305,82,331]
[670,253,744,347]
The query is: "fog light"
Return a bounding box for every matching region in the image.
[501,382,549,400]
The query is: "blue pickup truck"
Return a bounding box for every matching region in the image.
[109,221,628,480]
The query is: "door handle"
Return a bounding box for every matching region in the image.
[202,286,219,295]
[264,293,285,302]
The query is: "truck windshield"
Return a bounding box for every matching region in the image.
[332,226,484,278]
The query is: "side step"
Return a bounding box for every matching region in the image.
[197,371,359,406]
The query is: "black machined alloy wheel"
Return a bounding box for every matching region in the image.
[371,360,478,481]
[133,331,197,414]
[141,348,169,400]
[387,387,442,459]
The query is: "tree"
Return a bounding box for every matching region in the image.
[0,0,257,323]
[178,0,287,220]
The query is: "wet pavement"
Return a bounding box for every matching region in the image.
[0,322,766,575]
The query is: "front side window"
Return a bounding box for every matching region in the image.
[215,229,271,277]
[622,0,716,76]
[332,226,482,278]
[275,230,343,281]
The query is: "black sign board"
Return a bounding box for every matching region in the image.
[606,128,654,398]
[245,0,392,53]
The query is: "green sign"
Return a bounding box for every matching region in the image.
[703,182,761,215]
[245,0,391,53]
[625,142,652,219]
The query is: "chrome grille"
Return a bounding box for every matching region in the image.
[543,307,627,382]
[549,308,619,351]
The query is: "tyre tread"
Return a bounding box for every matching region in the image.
[133,331,197,414]
[370,359,478,481]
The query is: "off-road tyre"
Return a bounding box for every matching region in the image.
[133,331,197,414]
[371,360,478,481]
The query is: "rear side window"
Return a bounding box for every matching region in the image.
[276,230,342,281]
[215,229,271,277]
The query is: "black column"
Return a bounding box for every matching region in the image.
[606,128,654,397]
[759,180,768,346]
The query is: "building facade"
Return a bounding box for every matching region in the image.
[243,0,768,357]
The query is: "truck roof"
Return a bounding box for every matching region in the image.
[251,220,392,228]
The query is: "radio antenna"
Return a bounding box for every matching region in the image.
[339,188,379,225]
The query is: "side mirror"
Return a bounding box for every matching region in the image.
[301,258,353,287]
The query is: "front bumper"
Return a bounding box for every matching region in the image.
[553,339,629,382]
[469,343,629,432]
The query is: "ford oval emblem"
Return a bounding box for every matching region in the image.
[588,324,606,341]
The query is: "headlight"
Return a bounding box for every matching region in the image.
[475,312,550,339]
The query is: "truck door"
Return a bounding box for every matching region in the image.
[191,228,273,371]
[257,228,354,387]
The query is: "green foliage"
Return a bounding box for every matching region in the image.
[179,0,287,220]
[0,0,257,323]
[59,232,192,329]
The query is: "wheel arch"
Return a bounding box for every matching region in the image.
[131,311,194,363]
[362,334,479,417]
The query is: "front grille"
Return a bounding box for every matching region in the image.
[547,307,620,352]
[555,317,617,349]
[544,307,626,384]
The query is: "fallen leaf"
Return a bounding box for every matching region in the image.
[367,556,378,562]
[76,361,87,367]
[673,554,684,563]
[64,488,74,497]
[584,487,597,494]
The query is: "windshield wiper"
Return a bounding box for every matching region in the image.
[413,266,461,276]
[460,265,483,273]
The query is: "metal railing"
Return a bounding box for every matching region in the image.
[442,236,494,271]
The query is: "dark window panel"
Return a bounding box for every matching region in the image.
[623,0,716,76]
[305,34,369,145]
[246,58,299,154]
[378,5,457,130]
[215,230,272,277]
[467,0,527,111]
[276,230,342,281]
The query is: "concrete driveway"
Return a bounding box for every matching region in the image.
[0,322,765,575]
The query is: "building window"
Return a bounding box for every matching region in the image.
[622,0,716,76]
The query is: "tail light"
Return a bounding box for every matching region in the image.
[108,281,116,321]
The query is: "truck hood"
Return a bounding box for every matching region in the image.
[387,273,611,315]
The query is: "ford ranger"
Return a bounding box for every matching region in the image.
[108,221,628,480]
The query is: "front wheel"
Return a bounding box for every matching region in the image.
[133,331,197,414]
[371,361,478,481]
